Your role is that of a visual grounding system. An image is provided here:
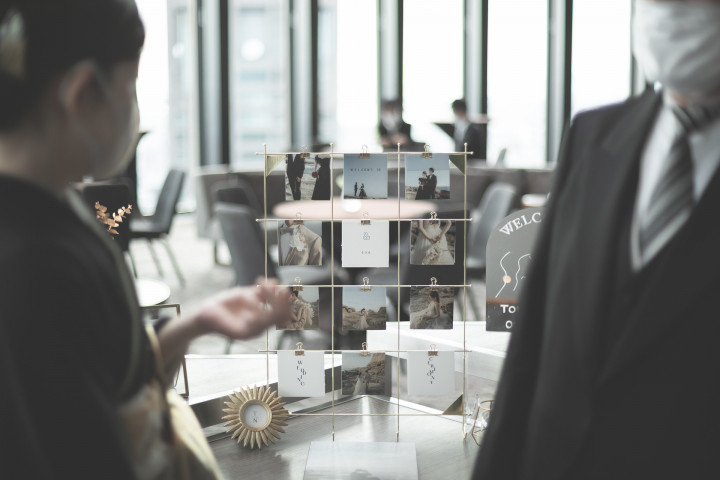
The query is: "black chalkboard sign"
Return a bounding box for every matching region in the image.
[486,207,543,331]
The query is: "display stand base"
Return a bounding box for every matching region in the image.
[304,441,418,480]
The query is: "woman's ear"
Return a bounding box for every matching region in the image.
[57,61,98,119]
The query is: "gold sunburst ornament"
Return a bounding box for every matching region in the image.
[222,385,289,449]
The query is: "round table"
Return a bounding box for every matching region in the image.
[134,278,171,307]
[272,198,437,220]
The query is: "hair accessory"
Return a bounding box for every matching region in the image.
[0,8,26,80]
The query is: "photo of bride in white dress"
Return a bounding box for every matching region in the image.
[341,353,387,396]
[410,219,455,265]
[341,286,388,331]
[409,287,454,329]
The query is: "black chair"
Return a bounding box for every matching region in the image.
[466,182,518,320]
[78,182,138,276]
[129,169,186,286]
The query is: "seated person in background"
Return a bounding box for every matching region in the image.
[450,99,486,159]
[378,99,414,150]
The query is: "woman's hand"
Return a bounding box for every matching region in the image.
[193,279,291,339]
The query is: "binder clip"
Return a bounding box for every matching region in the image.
[361,277,372,292]
[300,145,310,159]
[361,212,371,226]
[430,277,438,288]
[429,211,439,225]
[428,344,438,357]
[360,342,370,357]
[293,277,303,292]
[359,145,370,159]
[295,342,305,356]
[422,144,432,158]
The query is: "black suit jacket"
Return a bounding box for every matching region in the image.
[473,89,720,479]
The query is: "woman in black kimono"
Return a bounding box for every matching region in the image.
[0,2,289,478]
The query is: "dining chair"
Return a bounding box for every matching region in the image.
[129,169,186,287]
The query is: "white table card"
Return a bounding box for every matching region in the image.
[407,351,454,396]
[341,220,390,268]
[278,350,326,397]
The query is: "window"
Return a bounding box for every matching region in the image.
[317,0,378,150]
[487,0,549,168]
[402,0,464,153]
[571,0,632,117]
[230,0,291,169]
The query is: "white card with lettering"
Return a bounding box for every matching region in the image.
[341,220,390,268]
[407,351,454,396]
[278,351,325,397]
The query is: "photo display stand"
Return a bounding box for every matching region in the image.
[257,143,473,440]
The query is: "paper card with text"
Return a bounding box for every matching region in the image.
[278,351,326,398]
[343,154,388,199]
[407,351,454,396]
[341,220,390,268]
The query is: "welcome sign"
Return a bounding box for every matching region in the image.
[486,207,543,331]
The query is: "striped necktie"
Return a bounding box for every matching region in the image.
[638,101,720,266]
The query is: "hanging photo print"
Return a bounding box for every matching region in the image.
[343,154,388,199]
[279,287,320,331]
[341,352,387,396]
[285,153,331,201]
[341,286,388,331]
[341,220,390,268]
[278,220,323,266]
[278,350,326,398]
[407,351,455,396]
[404,153,450,200]
[409,286,454,329]
[410,219,456,265]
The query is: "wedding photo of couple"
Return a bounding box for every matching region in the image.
[410,219,455,265]
[285,153,331,201]
[278,220,323,266]
[409,287,454,329]
[341,353,387,396]
[404,154,451,200]
[279,287,320,331]
[343,153,388,200]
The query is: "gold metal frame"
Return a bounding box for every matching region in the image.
[260,143,472,441]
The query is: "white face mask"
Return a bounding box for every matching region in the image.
[65,63,140,180]
[632,0,720,100]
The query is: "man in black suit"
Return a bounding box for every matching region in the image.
[286,153,305,200]
[450,99,485,159]
[473,1,720,478]
[425,167,437,199]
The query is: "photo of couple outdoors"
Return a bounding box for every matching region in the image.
[343,153,388,199]
[404,154,451,200]
[280,287,319,331]
[285,153,331,200]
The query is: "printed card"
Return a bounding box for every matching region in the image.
[343,154,388,199]
[407,351,455,396]
[278,351,326,397]
[341,220,389,268]
[341,286,388,331]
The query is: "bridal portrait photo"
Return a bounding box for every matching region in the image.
[278,220,323,266]
[409,286,454,329]
[410,219,455,265]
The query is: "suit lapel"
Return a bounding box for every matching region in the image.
[568,90,662,375]
[597,156,720,385]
